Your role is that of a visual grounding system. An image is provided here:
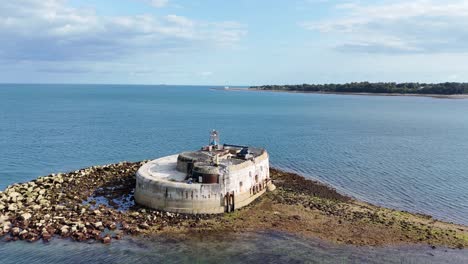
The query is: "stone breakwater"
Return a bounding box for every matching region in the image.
[0,162,467,248]
[0,161,212,244]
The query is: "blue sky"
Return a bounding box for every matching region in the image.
[2,0,468,85]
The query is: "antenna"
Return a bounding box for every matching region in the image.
[209,129,220,146]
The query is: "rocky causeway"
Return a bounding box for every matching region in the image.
[0,161,467,249]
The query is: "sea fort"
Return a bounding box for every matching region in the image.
[135,130,275,214]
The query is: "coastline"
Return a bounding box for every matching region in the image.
[223,88,468,99]
[0,161,467,249]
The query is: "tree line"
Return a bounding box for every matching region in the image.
[250,82,468,95]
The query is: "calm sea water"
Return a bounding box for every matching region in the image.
[0,84,467,262]
[0,232,467,264]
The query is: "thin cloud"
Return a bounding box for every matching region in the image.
[301,0,468,54]
[0,0,247,62]
[149,0,169,8]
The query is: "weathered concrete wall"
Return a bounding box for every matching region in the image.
[135,176,226,214]
[135,151,272,214]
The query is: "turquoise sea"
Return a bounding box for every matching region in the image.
[0,84,467,263]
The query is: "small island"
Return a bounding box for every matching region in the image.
[250,82,468,98]
[0,161,467,248]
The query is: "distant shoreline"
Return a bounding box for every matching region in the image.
[217,87,468,99]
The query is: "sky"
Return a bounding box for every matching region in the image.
[2,0,468,85]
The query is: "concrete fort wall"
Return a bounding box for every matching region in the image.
[135,150,272,214]
[135,175,226,214]
[224,151,270,197]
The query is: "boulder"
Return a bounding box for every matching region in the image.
[8,192,20,202]
[27,233,39,243]
[102,235,111,244]
[19,230,29,240]
[8,204,18,212]
[2,221,11,233]
[42,231,52,242]
[267,183,277,192]
[109,222,117,230]
[39,199,49,206]
[138,222,150,230]
[60,225,70,235]
[93,221,103,229]
[20,213,32,221]
[54,205,65,211]
[11,227,21,236]
[0,215,8,224]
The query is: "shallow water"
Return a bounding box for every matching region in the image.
[0,232,467,264]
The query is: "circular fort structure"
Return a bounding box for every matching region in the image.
[134,142,274,214]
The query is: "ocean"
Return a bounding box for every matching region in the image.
[0,84,467,262]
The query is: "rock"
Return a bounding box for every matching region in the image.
[54,205,65,211]
[39,199,49,206]
[292,215,301,221]
[93,222,103,229]
[19,230,29,240]
[20,213,32,221]
[60,225,70,235]
[11,227,21,236]
[109,222,117,230]
[8,192,20,202]
[93,210,101,216]
[2,222,11,233]
[27,233,39,243]
[139,222,150,230]
[8,204,18,212]
[102,235,111,244]
[71,231,85,242]
[42,231,52,242]
[32,204,41,211]
[0,203,5,211]
[0,215,8,224]
[267,183,277,192]
[129,211,140,218]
